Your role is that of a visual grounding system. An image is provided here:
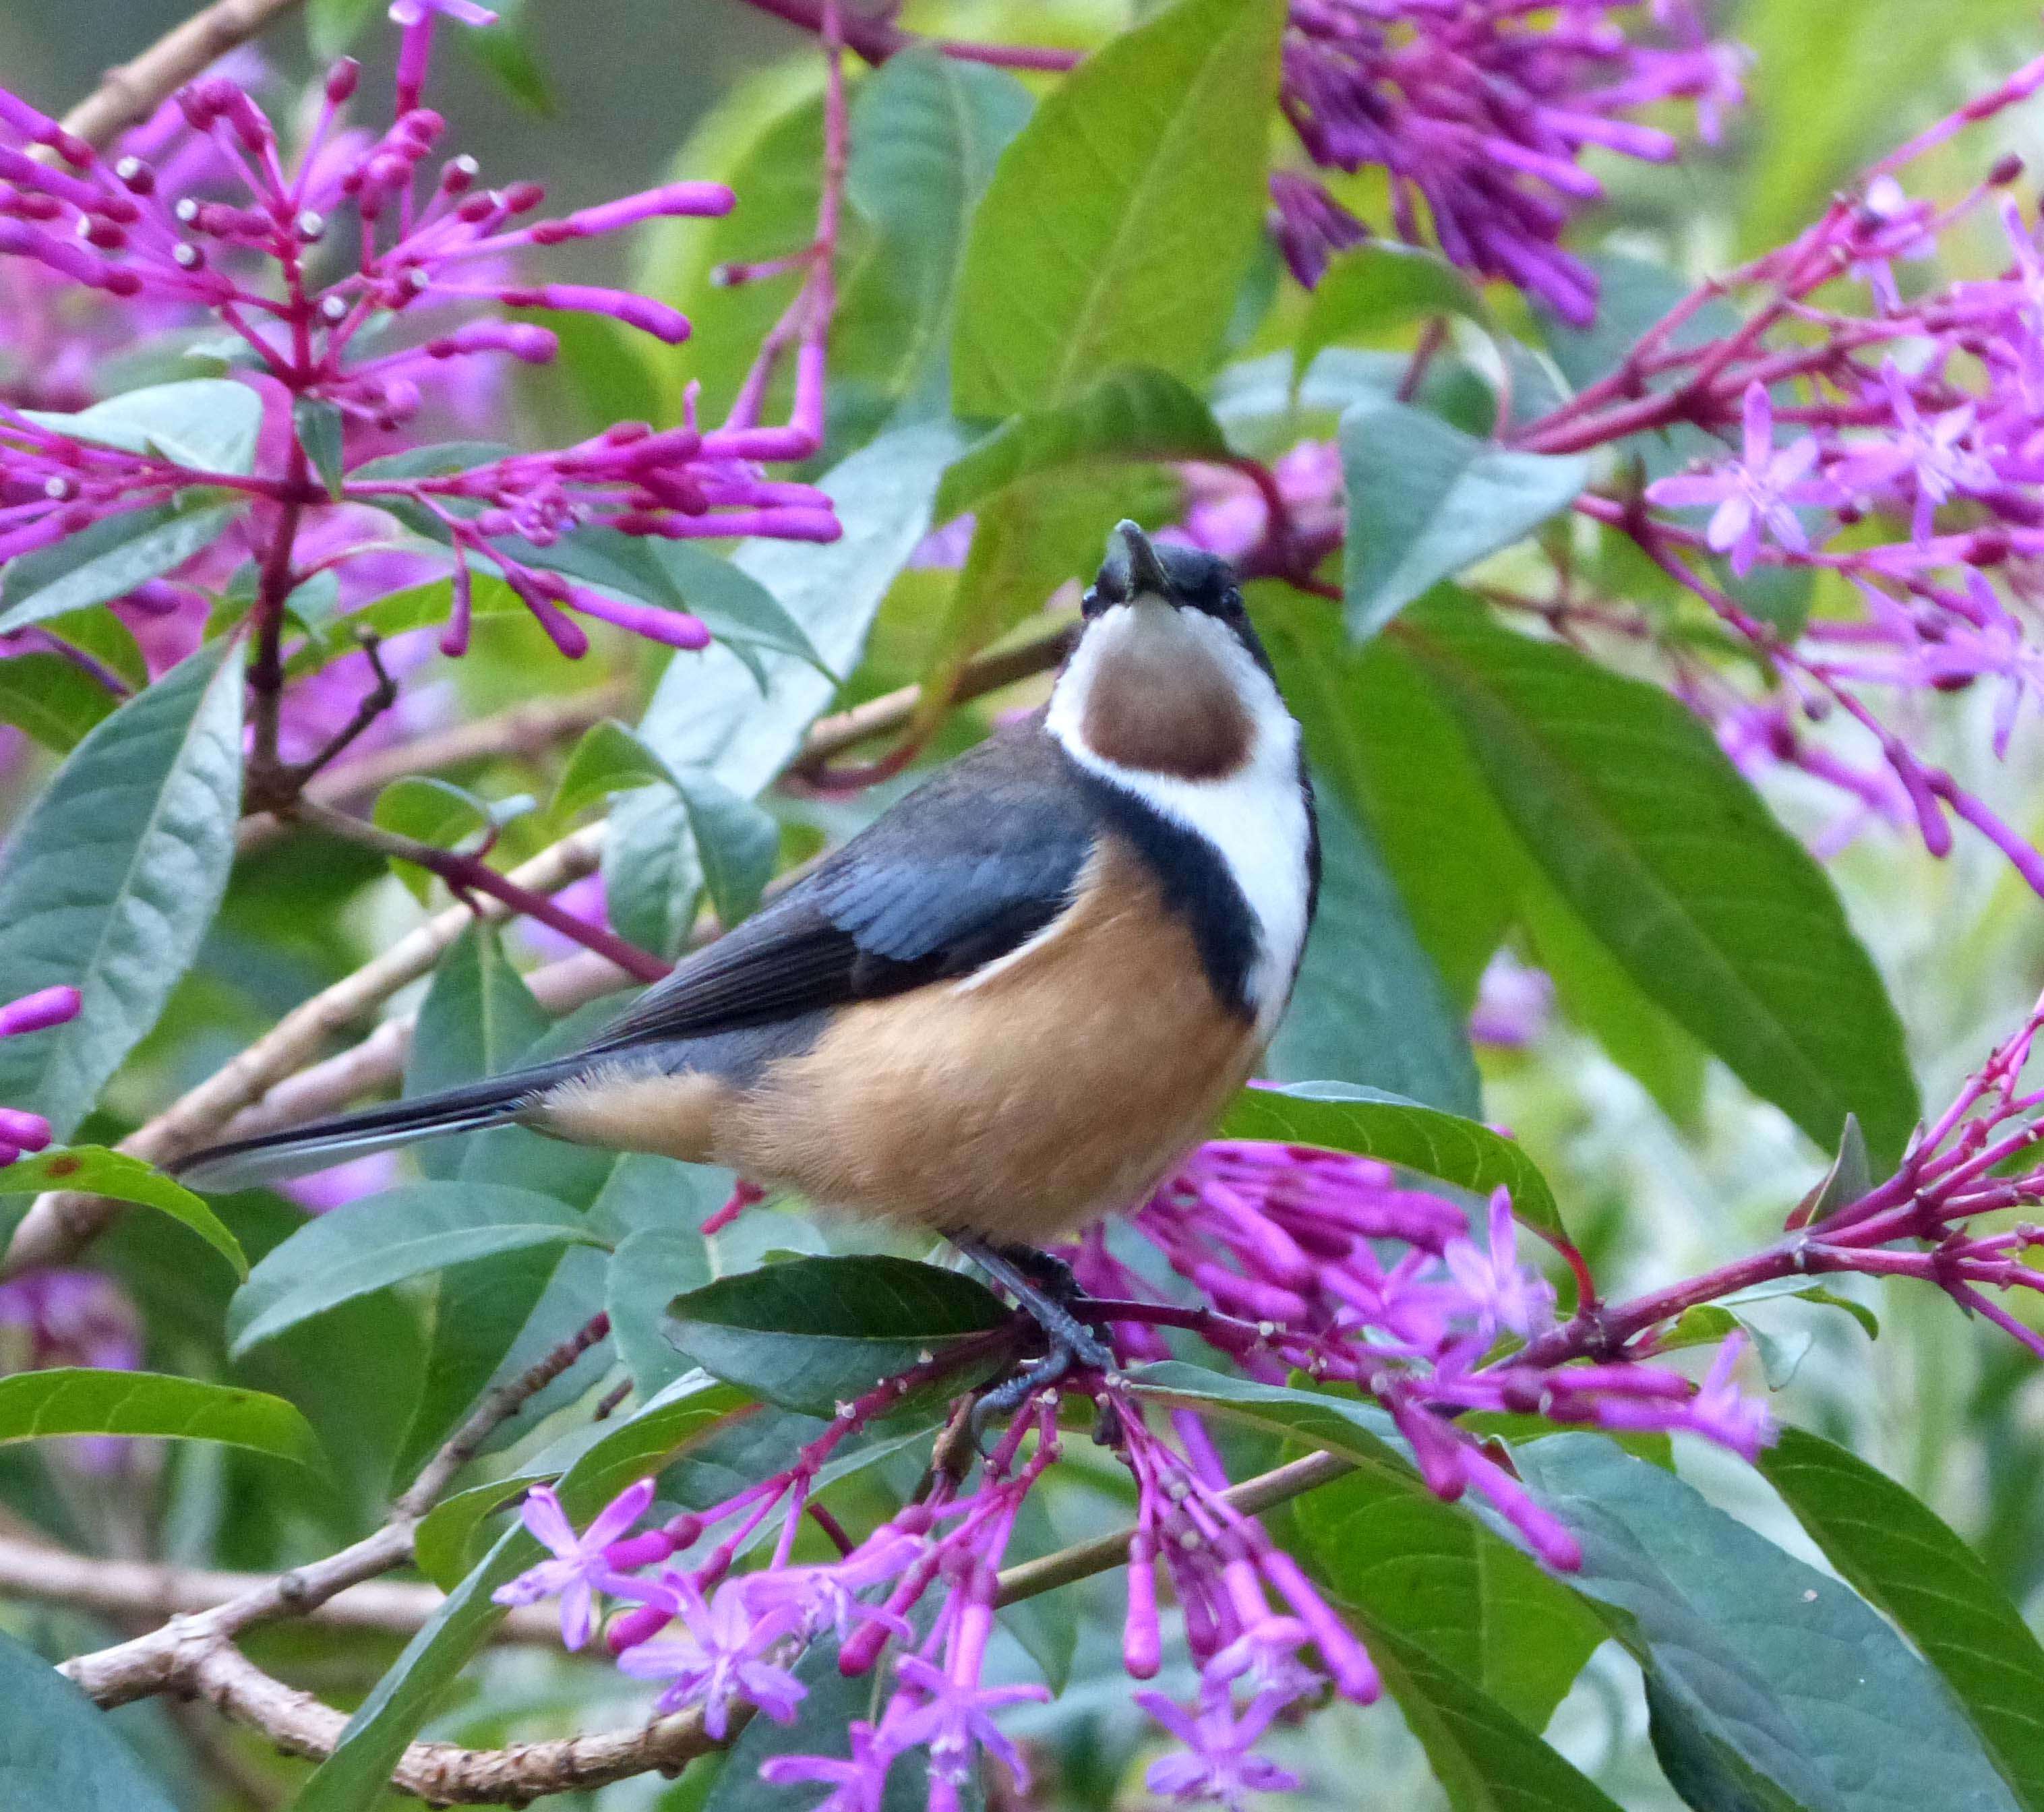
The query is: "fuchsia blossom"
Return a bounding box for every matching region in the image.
[1277,0,1739,318]
[493,1477,654,1650]
[1136,1688,1304,1809]
[1646,384,1835,574]
[612,1573,809,1735]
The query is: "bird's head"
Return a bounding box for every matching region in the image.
[1050,521,1295,785]
[1082,520,1248,630]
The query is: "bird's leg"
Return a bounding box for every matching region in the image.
[947,1233,1118,1428]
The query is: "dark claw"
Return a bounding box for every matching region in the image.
[949,1232,1118,1436]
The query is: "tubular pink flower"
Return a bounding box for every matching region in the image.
[0,985,81,1038]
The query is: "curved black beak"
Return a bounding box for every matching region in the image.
[1112,520,1171,597]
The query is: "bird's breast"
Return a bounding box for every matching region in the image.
[717,837,1263,1240]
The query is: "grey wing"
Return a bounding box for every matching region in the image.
[575,725,1098,1057]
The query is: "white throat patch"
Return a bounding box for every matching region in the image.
[1045,600,1313,1037]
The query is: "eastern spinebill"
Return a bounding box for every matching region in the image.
[179,522,1321,1403]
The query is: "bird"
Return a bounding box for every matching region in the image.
[179,521,1321,1406]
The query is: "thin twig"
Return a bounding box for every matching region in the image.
[0,1536,558,1641]
[237,686,630,855]
[60,0,307,149]
[287,797,669,984]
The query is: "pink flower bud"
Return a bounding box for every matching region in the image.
[0,986,82,1039]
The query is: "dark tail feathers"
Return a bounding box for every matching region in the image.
[173,1059,583,1192]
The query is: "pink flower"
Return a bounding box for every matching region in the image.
[1136,1689,1302,1809]
[1646,384,1838,575]
[889,1654,1049,1790]
[491,1478,654,1650]
[613,1574,808,1735]
[1442,1188,1555,1341]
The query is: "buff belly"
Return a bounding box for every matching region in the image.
[526,841,1263,1242]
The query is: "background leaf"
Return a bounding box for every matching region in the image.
[1220,1083,1564,1237]
[665,1254,1013,1415]
[0,1369,320,1468]
[951,0,1284,415]
[1760,1427,2044,1811]
[0,1631,179,1812]
[0,1145,243,1277]
[1396,594,1919,1166]
[0,640,243,1140]
[1340,400,1588,638]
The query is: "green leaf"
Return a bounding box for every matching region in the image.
[1253,587,1514,1010]
[613,423,963,943]
[0,1629,180,1811]
[1789,1114,1873,1230]
[1219,1083,1564,1238]
[403,922,551,1181]
[609,1228,713,1397]
[0,1146,244,1278]
[1295,1451,1606,1736]
[839,49,1033,417]
[1518,1434,2023,1812]
[0,641,243,1140]
[936,366,1228,520]
[1261,765,1480,1115]
[0,653,116,751]
[0,1369,319,1467]
[1295,245,1489,385]
[1356,1617,1624,1812]
[917,465,1171,725]
[0,500,241,634]
[1760,1427,2044,1812]
[295,396,348,500]
[1396,595,1920,1167]
[301,1373,753,1812]
[227,1182,609,1357]
[369,775,495,904]
[38,605,148,689]
[1340,400,1588,638]
[22,378,264,472]
[554,719,673,820]
[665,1255,1013,1416]
[604,769,780,955]
[952,0,1284,417]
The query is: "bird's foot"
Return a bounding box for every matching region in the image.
[949,1234,1118,1437]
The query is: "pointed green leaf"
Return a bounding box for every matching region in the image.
[1760,1427,2044,1812]
[1340,400,1588,638]
[1397,595,1919,1167]
[0,1629,181,1811]
[952,0,1284,416]
[0,653,117,751]
[1518,1434,2022,1812]
[665,1255,1013,1416]
[0,500,241,634]
[936,366,1228,519]
[295,396,348,500]
[1357,1617,1625,1812]
[0,1369,319,1468]
[1220,1083,1564,1237]
[22,378,264,473]
[553,719,673,820]
[1262,773,1480,1115]
[1295,244,1489,385]
[227,1182,609,1357]
[0,1146,244,1278]
[0,642,243,1140]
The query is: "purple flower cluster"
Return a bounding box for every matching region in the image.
[0,3,840,667]
[490,1129,1788,1808]
[1275,0,1741,314]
